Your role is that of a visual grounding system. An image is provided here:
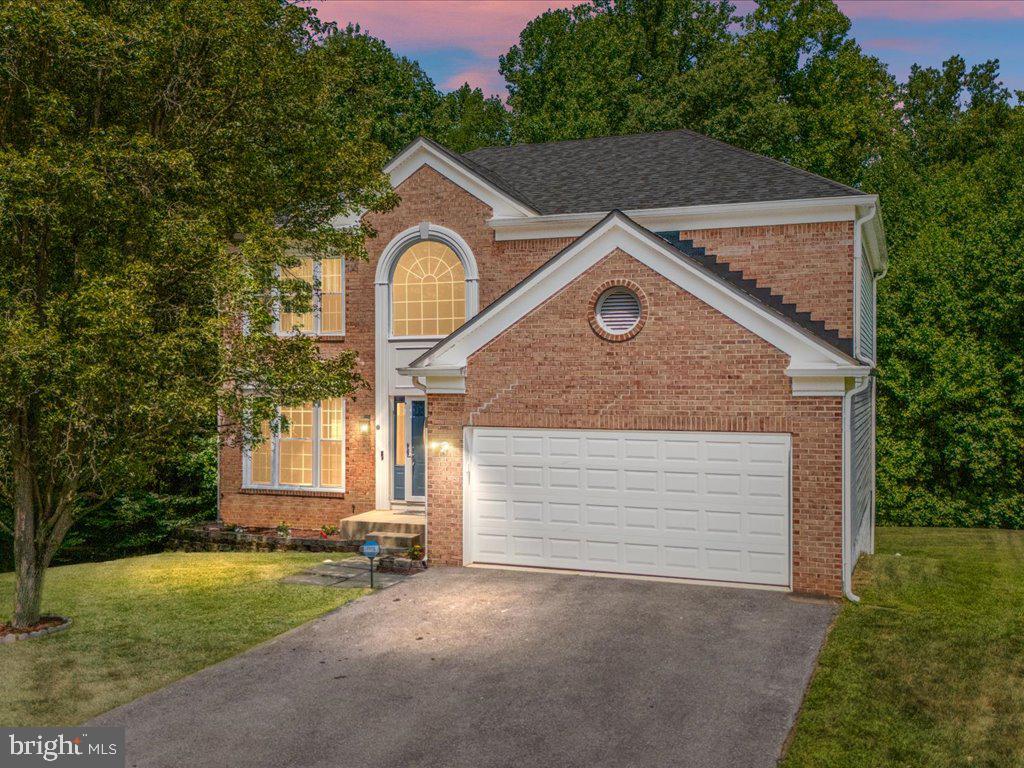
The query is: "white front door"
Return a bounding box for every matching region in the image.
[465,428,792,587]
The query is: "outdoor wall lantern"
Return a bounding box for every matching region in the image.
[359,415,372,434]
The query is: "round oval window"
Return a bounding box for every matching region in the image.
[595,287,642,335]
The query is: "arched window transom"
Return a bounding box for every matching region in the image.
[392,240,467,337]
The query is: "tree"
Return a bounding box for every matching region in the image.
[501,0,734,144]
[325,27,511,155]
[325,25,444,153]
[0,0,396,628]
[432,84,511,153]
[501,0,899,186]
[865,58,1024,527]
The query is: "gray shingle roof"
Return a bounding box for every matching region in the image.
[462,129,866,214]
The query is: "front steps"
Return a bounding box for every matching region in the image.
[339,510,425,552]
[366,530,421,549]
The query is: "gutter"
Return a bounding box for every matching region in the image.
[488,195,875,241]
[841,375,872,602]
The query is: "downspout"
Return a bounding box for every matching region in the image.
[842,375,872,602]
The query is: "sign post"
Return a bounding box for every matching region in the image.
[359,539,381,588]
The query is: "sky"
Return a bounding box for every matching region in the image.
[309,0,1024,98]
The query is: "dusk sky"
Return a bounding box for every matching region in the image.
[310,0,1024,97]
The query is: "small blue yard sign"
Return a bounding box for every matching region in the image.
[360,539,381,559]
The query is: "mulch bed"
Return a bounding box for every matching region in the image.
[0,615,72,643]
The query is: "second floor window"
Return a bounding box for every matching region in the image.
[278,257,344,336]
[391,241,466,337]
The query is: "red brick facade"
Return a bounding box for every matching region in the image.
[426,249,844,596]
[219,165,854,595]
[680,222,855,337]
[219,167,566,528]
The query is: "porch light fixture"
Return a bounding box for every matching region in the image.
[359,415,372,434]
[430,440,451,455]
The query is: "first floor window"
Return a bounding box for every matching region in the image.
[246,399,345,491]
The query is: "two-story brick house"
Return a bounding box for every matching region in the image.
[219,129,886,598]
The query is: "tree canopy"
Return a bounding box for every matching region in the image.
[867,58,1024,527]
[0,0,397,626]
[501,0,900,185]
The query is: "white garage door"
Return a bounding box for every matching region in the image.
[466,428,791,587]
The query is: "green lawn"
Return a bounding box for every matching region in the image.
[0,552,365,726]
[783,528,1024,768]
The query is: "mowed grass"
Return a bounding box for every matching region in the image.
[783,528,1024,768]
[0,552,366,726]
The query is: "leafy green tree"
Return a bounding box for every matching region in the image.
[432,84,511,153]
[501,0,899,186]
[867,58,1024,527]
[326,27,511,155]
[0,0,396,628]
[501,0,734,144]
[326,25,444,153]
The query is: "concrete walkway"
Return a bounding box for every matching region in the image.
[92,567,836,768]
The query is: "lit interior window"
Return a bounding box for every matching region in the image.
[279,258,314,333]
[246,401,345,490]
[392,241,466,337]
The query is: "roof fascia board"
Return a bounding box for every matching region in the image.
[385,138,537,219]
[414,214,853,374]
[488,196,868,241]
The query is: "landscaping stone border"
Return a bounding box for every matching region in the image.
[171,525,407,555]
[377,556,428,575]
[0,616,72,644]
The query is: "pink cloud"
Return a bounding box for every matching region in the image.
[442,67,507,97]
[836,1,1024,21]
[309,1,577,58]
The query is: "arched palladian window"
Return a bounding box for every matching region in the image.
[391,241,466,337]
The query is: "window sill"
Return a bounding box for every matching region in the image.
[240,487,346,498]
[275,333,347,343]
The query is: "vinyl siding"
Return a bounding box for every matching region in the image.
[857,255,875,362]
[849,379,875,570]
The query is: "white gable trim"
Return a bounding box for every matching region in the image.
[400,213,867,396]
[385,138,537,219]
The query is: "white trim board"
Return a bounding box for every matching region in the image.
[384,138,537,220]
[373,222,481,509]
[491,196,886,273]
[401,211,867,396]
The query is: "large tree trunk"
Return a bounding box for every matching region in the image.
[12,448,44,629]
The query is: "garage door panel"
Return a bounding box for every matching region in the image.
[468,428,791,587]
[585,438,619,459]
[474,433,509,456]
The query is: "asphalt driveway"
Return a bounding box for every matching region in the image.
[92,567,836,768]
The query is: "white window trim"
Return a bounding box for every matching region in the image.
[274,258,346,337]
[372,222,480,509]
[242,400,346,493]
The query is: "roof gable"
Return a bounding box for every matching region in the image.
[384,137,538,219]
[401,212,866,395]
